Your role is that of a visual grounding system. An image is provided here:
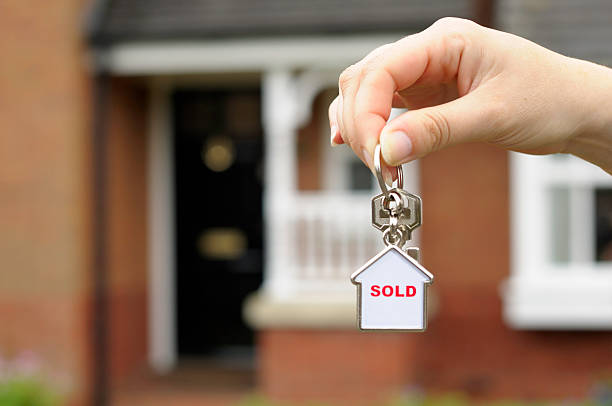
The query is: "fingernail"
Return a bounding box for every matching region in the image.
[330,125,339,146]
[361,148,373,171]
[332,133,345,145]
[381,131,412,165]
[382,166,393,186]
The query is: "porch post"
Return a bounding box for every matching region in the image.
[262,70,298,300]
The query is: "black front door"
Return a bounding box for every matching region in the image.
[173,89,263,358]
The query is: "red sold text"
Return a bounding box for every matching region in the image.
[370,285,416,297]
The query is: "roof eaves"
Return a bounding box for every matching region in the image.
[88,20,433,47]
[85,0,114,47]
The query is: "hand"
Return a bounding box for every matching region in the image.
[329,17,612,175]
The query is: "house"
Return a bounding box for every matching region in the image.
[351,245,434,331]
[2,0,612,405]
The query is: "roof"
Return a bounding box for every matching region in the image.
[498,0,612,65]
[351,245,433,283]
[88,0,473,46]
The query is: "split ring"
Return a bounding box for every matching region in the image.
[382,227,406,247]
[374,144,403,199]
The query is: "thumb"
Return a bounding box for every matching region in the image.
[380,91,498,165]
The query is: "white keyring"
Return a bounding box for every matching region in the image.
[374,144,403,199]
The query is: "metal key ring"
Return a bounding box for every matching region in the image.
[382,226,406,247]
[374,144,403,199]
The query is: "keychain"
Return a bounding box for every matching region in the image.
[351,145,434,331]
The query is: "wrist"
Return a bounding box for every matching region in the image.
[564,59,612,172]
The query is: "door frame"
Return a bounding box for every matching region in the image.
[148,80,176,373]
[140,35,403,373]
[147,75,266,372]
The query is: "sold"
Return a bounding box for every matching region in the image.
[370,285,416,297]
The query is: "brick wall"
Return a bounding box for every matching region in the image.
[0,3,150,404]
[106,78,149,390]
[418,145,612,400]
[0,0,92,403]
[259,330,420,405]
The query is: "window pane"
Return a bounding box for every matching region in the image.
[595,188,612,262]
[550,186,570,263]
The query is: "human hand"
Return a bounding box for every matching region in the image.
[329,17,612,176]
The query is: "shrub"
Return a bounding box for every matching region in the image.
[0,351,60,406]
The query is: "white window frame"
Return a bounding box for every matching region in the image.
[503,152,612,330]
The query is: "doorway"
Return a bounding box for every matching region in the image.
[173,89,263,362]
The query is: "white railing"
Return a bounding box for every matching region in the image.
[276,192,384,296]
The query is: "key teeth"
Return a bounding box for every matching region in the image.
[406,247,420,263]
[371,188,422,231]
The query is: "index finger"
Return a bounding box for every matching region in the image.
[350,19,474,161]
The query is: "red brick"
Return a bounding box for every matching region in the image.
[259,330,419,405]
[106,78,149,387]
[419,145,612,401]
[0,294,91,402]
[0,1,92,405]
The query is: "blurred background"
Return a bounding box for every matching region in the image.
[1,0,612,405]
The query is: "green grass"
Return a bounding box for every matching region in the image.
[234,393,609,406]
[0,377,60,406]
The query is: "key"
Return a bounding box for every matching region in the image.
[350,144,434,332]
[371,188,422,239]
[405,246,420,262]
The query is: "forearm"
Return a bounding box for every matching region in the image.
[564,59,612,173]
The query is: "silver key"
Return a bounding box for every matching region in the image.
[405,246,420,262]
[371,188,422,239]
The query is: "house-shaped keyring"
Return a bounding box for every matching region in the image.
[351,245,433,331]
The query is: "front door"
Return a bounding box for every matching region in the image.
[173,89,263,360]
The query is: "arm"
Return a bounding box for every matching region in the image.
[328,17,612,176]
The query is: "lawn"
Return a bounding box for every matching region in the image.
[234,393,611,406]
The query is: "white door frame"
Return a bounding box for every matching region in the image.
[147,80,176,372]
[135,34,404,372]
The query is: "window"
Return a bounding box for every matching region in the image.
[595,188,612,261]
[503,153,612,329]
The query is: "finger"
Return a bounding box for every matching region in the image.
[382,161,398,185]
[335,92,350,145]
[339,43,397,168]
[392,92,409,108]
[350,38,428,169]
[338,64,367,165]
[338,82,374,170]
[394,83,459,110]
[351,18,480,164]
[349,38,432,166]
[328,96,344,146]
[331,128,344,146]
[380,88,500,165]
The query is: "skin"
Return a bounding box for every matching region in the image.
[328,17,612,179]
